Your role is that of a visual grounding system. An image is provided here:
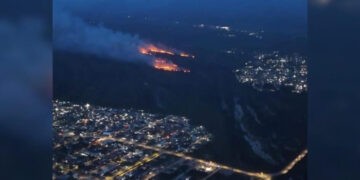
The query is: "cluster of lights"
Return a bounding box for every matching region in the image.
[235,51,307,93]
[53,100,211,179]
[193,24,264,39]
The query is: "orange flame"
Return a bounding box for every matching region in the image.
[139,45,195,59]
[138,44,192,73]
[139,45,175,56]
[180,53,195,59]
[153,59,179,71]
[153,59,190,73]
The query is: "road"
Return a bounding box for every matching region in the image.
[105,152,160,180]
[98,137,307,180]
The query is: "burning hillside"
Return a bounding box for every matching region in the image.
[153,59,190,73]
[180,53,195,59]
[138,44,194,72]
[139,45,175,56]
[139,45,195,59]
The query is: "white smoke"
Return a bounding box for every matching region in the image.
[53,5,152,63]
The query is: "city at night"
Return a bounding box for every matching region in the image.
[53,0,308,179]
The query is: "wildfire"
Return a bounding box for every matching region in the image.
[153,59,190,73]
[180,52,195,59]
[138,44,193,73]
[139,45,195,59]
[139,45,175,56]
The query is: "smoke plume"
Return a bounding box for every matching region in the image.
[53,7,151,63]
